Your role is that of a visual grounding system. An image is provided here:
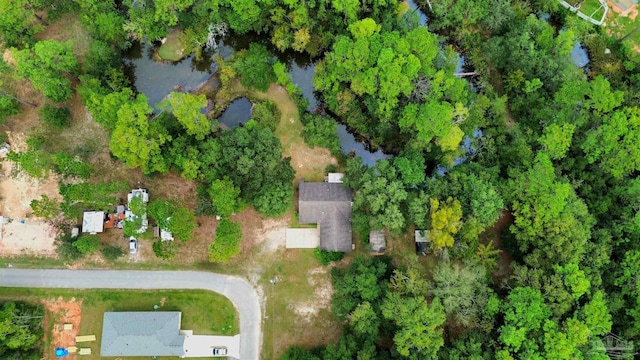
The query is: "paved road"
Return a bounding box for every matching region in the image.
[0,269,262,360]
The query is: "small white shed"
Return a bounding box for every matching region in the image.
[82,211,105,234]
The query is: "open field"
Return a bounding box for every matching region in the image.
[259,249,342,360]
[0,287,238,360]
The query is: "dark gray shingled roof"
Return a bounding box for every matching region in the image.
[101,312,185,357]
[298,180,353,252]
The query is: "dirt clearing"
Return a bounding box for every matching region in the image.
[42,297,83,360]
[0,132,60,256]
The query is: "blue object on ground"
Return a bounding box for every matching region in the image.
[55,347,69,358]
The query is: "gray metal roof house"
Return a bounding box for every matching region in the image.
[101,312,185,357]
[298,179,353,252]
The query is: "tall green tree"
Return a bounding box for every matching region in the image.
[159,92,213,140]
[351,160,408,233]
[13,40,78,102]
[382,268,446,359]
[509,153,593,269]
[110,93,170,174]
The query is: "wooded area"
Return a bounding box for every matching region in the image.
[0,0,639,358]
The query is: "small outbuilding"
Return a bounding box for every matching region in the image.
[415,230,430,254]
[369,230,386,253]
[82,211,105,234]
[326,173,344,183]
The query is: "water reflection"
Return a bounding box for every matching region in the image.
[123,41,216,107]
[405,0,428,25]
[218,97,252,130]
[337,124,391,167]
[570,42,590,68]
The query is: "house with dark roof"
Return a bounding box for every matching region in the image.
[298,179,353,252]
[101,312,185,357]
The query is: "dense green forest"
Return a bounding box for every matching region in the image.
[0,301,44,360]
[1,0,639,359]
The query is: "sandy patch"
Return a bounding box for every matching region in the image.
[291,266,333,321]
[0,132,61,256]
[254,218,288,253]
[287,142,338,183]
[0,221,57,255]
[42,297,83,360]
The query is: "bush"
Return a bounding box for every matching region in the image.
[56,233,83,261]
[301,114,341,155]
[101,245,125,260]
[196,184,216,216]
[209,219,242,263]
[251,100,280,131]
[52,152,93,179]
[233,44,276,92]
[73,234,101,254]
[39,104,71,128]
[0,94,20,124]
[314,247,344,265]
[30,195,60,220]
[152,240,177,260]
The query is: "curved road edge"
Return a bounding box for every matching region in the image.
[0,269,262,360]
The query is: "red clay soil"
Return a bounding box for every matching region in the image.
[42,297,83,360]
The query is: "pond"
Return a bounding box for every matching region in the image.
[123,41,218,107]
[570,42,590,68]
[218,97,252,130]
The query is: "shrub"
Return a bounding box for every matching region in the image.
[52,152,93,179]
[101,245,125,260]
[152,240,177,260]
[251,100,280,131]
[0,94,20,124]
[195,185,216,216]
[314,247,344,265]
[56,233,83,261]
[73,234,101,254]
[301,114,341,155]
[39,104,71,128]
[30,195,60,220]
[209,219,242,263]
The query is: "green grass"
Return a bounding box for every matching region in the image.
[609,16,640,50]
[574,0,606,21]
[0,288,238,360]
[259,249,342,360]
[158,31,186,61]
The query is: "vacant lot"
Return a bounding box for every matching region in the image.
[0,287,238,360]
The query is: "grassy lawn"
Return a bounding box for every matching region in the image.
[158,30,186,61]
[259,249,342,360]
[224,80,338,183]
[0,288,238,360]
[606,13,640,52]
[573,0,607,21]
